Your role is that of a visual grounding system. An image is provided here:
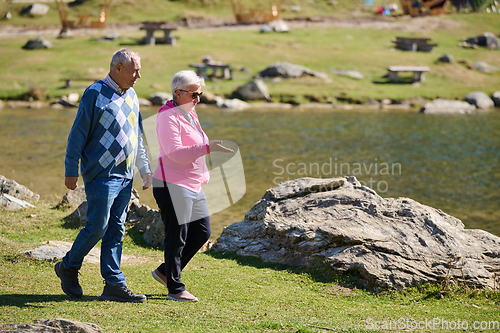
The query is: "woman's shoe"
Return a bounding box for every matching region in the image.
[151,269,168,288]
[167,290,198,302]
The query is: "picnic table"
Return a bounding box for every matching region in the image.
[392,37,437,52]
[190,63,233,81]
[387,66,430,83]
[140,21,177,46]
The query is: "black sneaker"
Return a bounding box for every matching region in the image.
[99,284,147,303]
[54,261,83,299]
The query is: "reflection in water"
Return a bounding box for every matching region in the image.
[0,106,499,238]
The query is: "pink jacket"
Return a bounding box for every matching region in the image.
[153,100,210,192]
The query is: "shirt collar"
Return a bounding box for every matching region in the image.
[103,74,123,95]
[172,100,192,118]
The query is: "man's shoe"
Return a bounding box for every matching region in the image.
[151,269,168,288]
[167,290,198,302]
[54,261,83,299]
[99,284,146,303]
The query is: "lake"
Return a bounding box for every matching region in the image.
[0,105,498,238]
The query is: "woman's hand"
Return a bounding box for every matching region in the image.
[209,140,234,154]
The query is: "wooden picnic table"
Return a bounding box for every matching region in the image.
[387,66,430,83]
[140,21,177,46]
[392,37,437,52]
[190,63,233,81]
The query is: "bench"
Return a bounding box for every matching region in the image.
[387,66,430,83]
[140,21,178,46]
[190,63,233,81]
[392,37,437,52]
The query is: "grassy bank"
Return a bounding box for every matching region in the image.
[1,203,499,332]
[0,10,499,105]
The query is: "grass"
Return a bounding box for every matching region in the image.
[1,202,499,332]
[0,4,499,104]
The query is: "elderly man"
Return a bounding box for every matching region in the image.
[55,48,152,303]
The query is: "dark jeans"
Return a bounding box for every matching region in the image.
[153,181,211,294]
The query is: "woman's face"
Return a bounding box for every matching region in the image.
[175,84,202,113]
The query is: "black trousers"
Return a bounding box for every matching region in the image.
[153,181,211,294]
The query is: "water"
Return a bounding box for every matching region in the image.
[1,106,499,238]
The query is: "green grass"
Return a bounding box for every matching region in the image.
[1,203,499,332]
[0,3,499,104]
[0,0,374,27]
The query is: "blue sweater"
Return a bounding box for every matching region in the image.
[65,76,151,184]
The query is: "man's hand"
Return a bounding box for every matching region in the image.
[65,176,78,190]
[142,173,153,190]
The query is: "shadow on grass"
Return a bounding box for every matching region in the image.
[204,249,364,291]
[0,294,99,307]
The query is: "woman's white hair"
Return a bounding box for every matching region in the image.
[171,70,205,95]
[110,48,140,70]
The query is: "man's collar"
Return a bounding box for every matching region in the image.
[103,74,123,95]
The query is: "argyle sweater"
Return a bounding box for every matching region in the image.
[65,76,151,183]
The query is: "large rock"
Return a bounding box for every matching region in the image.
[214,97,250,111]
[60,185,86,207]
[472,61,498,74]
[0,193,35,210]
[213,177,500,291]
[0,318,102,333]
[493,91,500,107]
[464,91,495,109]
[420,98,476,114]
[330,69,364,80]
[464,33,499,50]
[21,245,67,261]
[0,175,39,204]
[148,92,172,106]
[234,80,271,101]
[23,36,52,50]
[21,3,50,16]
[258,62,329,81]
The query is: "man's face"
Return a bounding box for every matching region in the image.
[115,57,141,90]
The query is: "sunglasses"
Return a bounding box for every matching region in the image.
[178,89,203,99]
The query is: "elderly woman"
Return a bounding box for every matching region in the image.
[151,70,233,302]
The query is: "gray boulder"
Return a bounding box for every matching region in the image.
[437,54,454,63]
[0,318,103,333]
[258,62,329,81]
[21,3,49,16]
[60,185,86,207]
[214,97,250,111]
[330,69,364,80]
[492,91,500,107]
[22,245,67,261]
[72,201,88,222]
[234,79,271,101]
[0,175,39,204]
[0,193,35,210]
[464,91,495,109]
[472,61,498,74]
[148,92,172,106]
[420,98,476,114]
[268,19,290,33]
[465,33,499,50]
[213,177,500,291]
[23,36,52,50]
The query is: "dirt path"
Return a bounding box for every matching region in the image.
[0,15,461,39]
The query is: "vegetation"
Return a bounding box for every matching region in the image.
[1,203,499,332]
[0,1,498,105]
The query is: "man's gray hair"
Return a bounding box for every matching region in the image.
[110,48,140,70]
[171,70,205,95]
